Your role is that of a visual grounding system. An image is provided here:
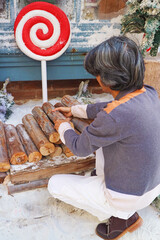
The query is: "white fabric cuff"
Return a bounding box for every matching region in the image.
[58,122,74,144]
[71,105,88,119]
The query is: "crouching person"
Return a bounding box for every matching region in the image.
[48,36,160,240]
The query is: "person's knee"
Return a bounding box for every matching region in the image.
[48,174,64,195]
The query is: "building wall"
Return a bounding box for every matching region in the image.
[0,0,125,82]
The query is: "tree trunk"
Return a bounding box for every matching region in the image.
[10,155,95,184]
[7,179,48,195]
[54,139,62,145]
[22,114,55,156]
[49,144,62,158]
[42,102,74,129]
[0,172,7,183]
[71,118,89,133]
[54,102,65,108]
[32,106,60,143]
[54,101,89,132]
[16,124,42,163]
[0,121,10,172]
[61,95,80,107]
[42,102,66,123]
[4,124,28,165]
[61,143,74,158]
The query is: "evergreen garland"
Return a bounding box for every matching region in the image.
[0,78,14,122]
[121,0,160,56]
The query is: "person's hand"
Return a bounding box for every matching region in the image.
[54,119,72,132]
[52,107,72,118]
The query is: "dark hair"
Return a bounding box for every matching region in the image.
[84,36,145,91]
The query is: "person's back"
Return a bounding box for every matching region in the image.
[102,85,160,196]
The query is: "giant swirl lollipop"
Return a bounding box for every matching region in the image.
[14,2,71,102]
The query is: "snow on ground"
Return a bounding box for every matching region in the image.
[0,93,160,240]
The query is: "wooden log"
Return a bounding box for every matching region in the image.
[54,101,89,132]
[72,118,89,133]
[49,144,62,158]
[0,121,10,172]
[32,106,60,143]
[16,124,42,163]
[0,172,7,184]
[54,102,65,108]
[61,143,74,158]
[4,124,28,165]
[7,179,48,195]
[10,155,95,184]
[42,102,74,128]
[42,102,66,123]
[61,95,80,107]
[54,139,62,145]
[22,114,55,156]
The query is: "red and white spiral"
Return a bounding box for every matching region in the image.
[14,2,71,61]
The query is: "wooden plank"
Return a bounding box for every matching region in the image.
[0,121,10,172]
[10,155,95,184]
[0,172,7,184]
[7,179,48,195]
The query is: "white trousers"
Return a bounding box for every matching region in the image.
[48,148,135,221]
[48,174,133,221]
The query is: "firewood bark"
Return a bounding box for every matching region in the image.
[42,102,74,128]
[42,102,66,123]
[49,144,62,158]
[54,101,89,132]
[4,124,28,165]
[0,121,10,172]
[10,156,95,184]
[32,106,60,143]
[71,118,89,133]
[0,172,7,184]
[8,179,48,195]
[61,95,80,107]
[22,114,55,156]
[54,102,65,108]
[16,124,42,163]
[61,143,74,158]
[54,139,62,145]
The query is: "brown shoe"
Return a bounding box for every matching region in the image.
[96,212,143,240]
[91,169,97,176]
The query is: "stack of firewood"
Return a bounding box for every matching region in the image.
[0,95,91,178]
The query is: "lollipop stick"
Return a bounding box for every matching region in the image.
[41,60,48,103]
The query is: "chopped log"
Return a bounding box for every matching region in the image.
[54,102,65,108]
[32,106,60,143]
[49,144,62,158]
[54,139,62,145]
[0,121,10,172]
[7,179,48,195]
[42,102,74,128]
[4,124,28,165]
[0,172,7,184]
[61,95,80,107]
[54,102,89,132]
[10,155,95,184]
[61,143,74,158]
[3,174,10,185]
[16,124,42,163]
[22,114,55,156]
[42,102,66,123]
[72,118,89,132]
[60,96,93,123]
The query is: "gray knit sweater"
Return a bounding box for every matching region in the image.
[63,85,160,196]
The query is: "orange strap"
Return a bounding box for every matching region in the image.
[104,87,146,114]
